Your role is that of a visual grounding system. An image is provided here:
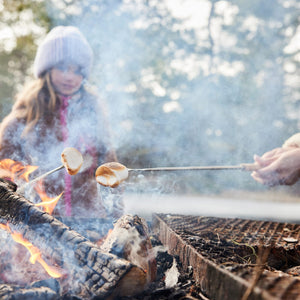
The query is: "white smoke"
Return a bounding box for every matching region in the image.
[164,257,180,288]
[43,0,300,218]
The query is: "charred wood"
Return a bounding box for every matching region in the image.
[0,283,57,300]
[100,215,157,288]
[0,179,147,299]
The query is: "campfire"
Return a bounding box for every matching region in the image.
[0,177,162,299]
[2,155,299,299]
[0,152,198,299]
[0,151,161,299]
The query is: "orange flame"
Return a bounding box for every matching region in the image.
[0,159,63,215]
[34,181,63,215]
[0,223,7,230]
[0,160,66,279]
[0,159,38,182]
[96,228,113,246]
[0,223,64,278]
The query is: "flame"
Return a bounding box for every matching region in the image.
[0,223,7,230]
[0,160,66,279]
[0,159,38,182]
[34,181,63,215]
[0,223,64,278]
[0,159,63,215]
[95,229,113,246]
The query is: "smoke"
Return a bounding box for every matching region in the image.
[164,257,180,288]
[44,0,299,199]
[1,1,299,290]
[0,231,52,284]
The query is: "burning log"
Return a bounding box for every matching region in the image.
[0,283,58,300]
[100,214,157,283]
[0,179,147,299]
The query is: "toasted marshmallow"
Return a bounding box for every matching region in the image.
[95,162,128,188]
[61,147,83,175]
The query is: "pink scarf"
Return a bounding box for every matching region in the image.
[60,95,72,216]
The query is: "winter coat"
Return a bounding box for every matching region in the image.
[0,90,121,218]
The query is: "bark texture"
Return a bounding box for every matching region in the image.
[0,179,147,299]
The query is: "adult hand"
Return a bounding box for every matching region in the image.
[251,147,300,186]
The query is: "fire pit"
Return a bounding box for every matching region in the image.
[1,170,300,299]
[0,158,205,299]
[153,213,300,300]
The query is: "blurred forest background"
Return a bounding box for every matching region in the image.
[0,0,299,196]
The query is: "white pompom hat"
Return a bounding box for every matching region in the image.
[33,26,93,78]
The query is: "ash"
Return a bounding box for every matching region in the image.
[118,235,207,300]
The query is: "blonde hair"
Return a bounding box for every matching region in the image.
[12,72,59,135]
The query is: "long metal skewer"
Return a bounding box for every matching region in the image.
[18,165,64,193]
[127,163,258,172]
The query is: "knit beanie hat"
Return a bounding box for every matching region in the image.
[33,26,93,78]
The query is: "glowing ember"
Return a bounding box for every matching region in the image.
[0,223,64,278]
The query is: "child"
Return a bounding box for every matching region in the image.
[0,26,123,218]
